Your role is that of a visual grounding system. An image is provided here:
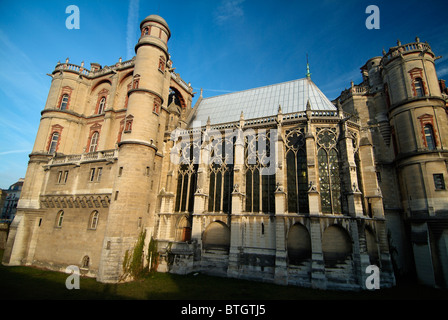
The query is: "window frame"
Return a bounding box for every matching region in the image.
[89,211,99,230]
[56,210,64,228]
[60,94,69,110]
[89,131,99,153]
[433,174,446,190]
[424,124,436,150]
[49,132,60,154]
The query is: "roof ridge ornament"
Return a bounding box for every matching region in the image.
[306,54,311,79]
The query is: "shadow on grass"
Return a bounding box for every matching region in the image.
[1,250,447,300]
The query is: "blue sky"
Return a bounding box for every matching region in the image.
[0,0,447,189]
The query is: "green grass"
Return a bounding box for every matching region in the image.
[0,250,447,300]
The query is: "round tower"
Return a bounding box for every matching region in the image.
[98,15,171,283]
[381,38,448,287]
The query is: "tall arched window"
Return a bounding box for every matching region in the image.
[414,78,425,97]
[316,128,342,214]
[174,142,199,213]
[49,132,60,154]
[285,129,309,213]
[56,210,64,227]
[89,132,99,152]
[424,124,436,150]
[245,130,276,214]
[60,94,69,110]
[208,134,234,213]
[89,211,99,229]
[97,97,106,114]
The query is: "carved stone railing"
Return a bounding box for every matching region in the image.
[382,40,433,63]
[54,58,135,78]
[339,84,369,102]
[171,71,194,93]
[49,149,118,166]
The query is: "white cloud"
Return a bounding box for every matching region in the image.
[437,66,448,78]
[126,0,140,60]
[214,0,245,25]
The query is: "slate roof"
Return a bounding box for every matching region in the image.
[189,77,336,126]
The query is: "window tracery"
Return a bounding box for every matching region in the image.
[285,128,309,214]
[174,141,200,213]
[245,130,276,214]
[208,134,234,213]
[316,127,342,214]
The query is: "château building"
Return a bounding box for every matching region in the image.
[3,15,448,290]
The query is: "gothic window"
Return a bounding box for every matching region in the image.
[208,134,234,213]
[97,97,106,114]
[316,128,342,214]
[414,77,425,97]
[60,94,69,110]
[174,141,199,213]
[245,130,276,214]
[89,211,99,229]
[89,132,99,152]
[56,210,64,227]
[49,132,60,154]
[285,128,309,214]
[424,124,436,150]
[352,133,366,215]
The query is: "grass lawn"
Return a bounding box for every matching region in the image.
[1,250,447,301]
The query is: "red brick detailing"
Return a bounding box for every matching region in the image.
[124,82,132,108]
[86,123,102,152]
[124,115,134,132]
[132,75,140,89]
[117,119,125,144]
[418,113,438,148]
[408,68,427,97]
[47,124,64,152]
[94,89,108,114]
[57,86,73,110]
[158,56,165,72]
[153,97,161,114]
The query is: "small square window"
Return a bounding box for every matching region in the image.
[433,174,446,190]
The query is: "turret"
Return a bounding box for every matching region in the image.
[97,15,172,282]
